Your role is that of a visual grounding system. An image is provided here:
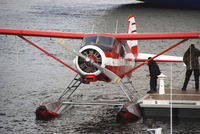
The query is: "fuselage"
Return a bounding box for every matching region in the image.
[74,35,135,82]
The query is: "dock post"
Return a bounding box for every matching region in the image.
[158,73,167,95]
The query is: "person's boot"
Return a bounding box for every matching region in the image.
[147,89,156,94]
[182,88,186,91]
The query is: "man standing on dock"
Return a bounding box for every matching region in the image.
[146,57,161,93]
[182,44,200,91]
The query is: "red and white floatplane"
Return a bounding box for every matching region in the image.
[0,15,199,121]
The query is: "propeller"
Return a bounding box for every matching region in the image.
[58,39,121,83]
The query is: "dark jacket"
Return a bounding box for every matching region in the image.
[183,45,200,70]
[148,60,161,77]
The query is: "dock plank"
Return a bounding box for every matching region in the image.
[144,89,200,101]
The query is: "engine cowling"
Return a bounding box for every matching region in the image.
[75,45,106,77]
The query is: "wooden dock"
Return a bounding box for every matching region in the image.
[138,89,200,119]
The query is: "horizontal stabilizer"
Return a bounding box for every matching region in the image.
[135,53,183,62]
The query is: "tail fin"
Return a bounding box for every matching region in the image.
[127,15,138,56]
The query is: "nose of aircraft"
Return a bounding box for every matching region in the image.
[75,45,106,75]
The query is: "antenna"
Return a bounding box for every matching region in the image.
[15,36,19,64]
[115,19,118,33]
[92,24,94,33]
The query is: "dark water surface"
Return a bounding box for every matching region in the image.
[0,0,200,133]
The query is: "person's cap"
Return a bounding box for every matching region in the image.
[191,44,195,48]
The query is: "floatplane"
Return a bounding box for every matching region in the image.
[0,15,199,120]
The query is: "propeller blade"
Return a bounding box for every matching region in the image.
[92,62,121,83]
[58,39,121,83]
[58,39,90,62]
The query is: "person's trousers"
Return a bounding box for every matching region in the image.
[150,76,158,91]
[182,69,199,90]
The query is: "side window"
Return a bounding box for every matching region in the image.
[115,43,120,54]
[120,45,125,57]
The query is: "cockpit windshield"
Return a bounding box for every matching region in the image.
[83,36,97,45]
[83,36,115,52]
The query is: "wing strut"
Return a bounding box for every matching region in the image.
[18,36,80,74]
[120,39,188,77]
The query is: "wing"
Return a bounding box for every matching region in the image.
[114,32,200,40]
[0,28,199,39]
[0,28,85,39]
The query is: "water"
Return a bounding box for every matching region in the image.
[0,0,200,133]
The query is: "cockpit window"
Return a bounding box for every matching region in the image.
[83,36,115,52]
[98,36,115,46]
[83,36,97,45]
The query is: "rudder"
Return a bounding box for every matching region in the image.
[127,15,138,57]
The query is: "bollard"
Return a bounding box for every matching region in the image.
[158,73,167,95]
[147,127,162,134]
